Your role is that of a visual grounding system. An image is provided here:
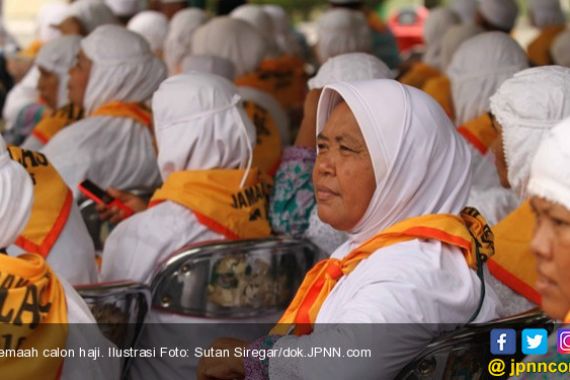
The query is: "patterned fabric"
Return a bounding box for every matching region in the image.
[244,335,280,380]
[269,146,316,236]
[2,103,46,146]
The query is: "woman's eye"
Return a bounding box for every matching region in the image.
[317,143,327,151]
[552,217,570,227]
[340,145,355,153]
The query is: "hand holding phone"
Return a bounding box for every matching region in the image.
[78,180,134,219]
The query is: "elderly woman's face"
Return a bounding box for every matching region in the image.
[37,66,59,110]
[68,50,92,109]
[314,102,376,231]
[530,196,570,320]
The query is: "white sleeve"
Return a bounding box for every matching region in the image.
[21,134,44,151]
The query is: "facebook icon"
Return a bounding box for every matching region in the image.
[491,329,517,355]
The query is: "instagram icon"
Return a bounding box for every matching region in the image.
[557,329,570,354]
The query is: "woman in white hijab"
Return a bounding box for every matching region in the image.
[230,4,280,56]
[450,0,477,23]
[0,136,120,380]
[163,8,209,75]
[199,79,500,380]
[477,66,570,317]
[448,32,528,194]
[527,0,566,67]
[181,55,236,80]
[192,17,290,171]
[422,7,461,71]
[263,4,304,57]
[20,36,83,151]
[42,25,166,198]
[55,0,118,36]
[127,10,170,58]
[315,8,372,64]
[476,0,519,33]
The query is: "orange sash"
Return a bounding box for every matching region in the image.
[18,40,43,59]
[527,25,565,67]
[271,208,494,335]
[458,113,497,155]
[422,75,455,120]
[0,253,68,380]
[7,146,73,258]
[243,100,283,177]
[399,62,441,89]
[487,201,541,304]
[150,169,272,240]
[32,104,84,145]
[91,101,153,130]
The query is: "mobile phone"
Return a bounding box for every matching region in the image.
[78,180,134,218]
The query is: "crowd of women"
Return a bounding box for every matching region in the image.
[1,0,570,378]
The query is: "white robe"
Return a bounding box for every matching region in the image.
[7,202,97,285]
[268,239,501,380]
[41,115,161,198]
[60,278,121,380]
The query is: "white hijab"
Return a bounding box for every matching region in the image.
[181,55,236,81]
[529,0,565,29]
[316,8,372,64]
[66,0,118,34]
[551,30,570,68]
[528,119,570,211]
[447,32,529,125]
[316,79,471,244]
[450,0,477,23]
[308,52,392,90]
[478,0,519,32]
[81,24,167,114]
[440,23,484,71]
[490,66,570,199]
[35,35,82,109]
[0,137,34,248]
[152,73,256,183]
[191,17,268,77]
[163,8,209,75]
[230,4,274,39]
[36,3,69,42]
[422,7,461,70]
[263,4,302,57]
[104,0,142,18]
[127,11,169,55]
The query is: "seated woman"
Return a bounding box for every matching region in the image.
[198,79,501,379]
[482,67,570,316]
[526,0,566,67]
[399,7,460,89]
[270,52,392,254]
[511,120,570,378]
[127,11,170,59]
[192,17,289,175]
[21,36,83,151]
[0,137,119,379]
[41,25,166,197]
[54,0,117,36]
[100,72,271,284]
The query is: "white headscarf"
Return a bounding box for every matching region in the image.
[478,0,519,32]
[127,11,169,55]
[263,4,301,57]
[181,55,236,80]
[450,0,477,23]
[440,23,484,70]
[0,137,34,248]
[490,66,570,198]
[67,0,118,34]
[105,0,142,17]
[448,32,528,125]
[551,30,570,68]
[308,52,392,90]
[230,4,274,39]
[191,17,268,77]
[152,73,256,183]
[529,0,565,29]
[316,80,471,244]
[163,8,209,75]
[422,7,461,70]
[36,35,82,109]
[316,8,372,64]
[528,119,570,211]
[37,3,69,42]
[81,25,167,113]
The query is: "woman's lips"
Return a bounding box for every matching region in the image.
[315,185,339,202]
[536,270,558,294]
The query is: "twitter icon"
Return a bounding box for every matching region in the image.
[522,329,549,355]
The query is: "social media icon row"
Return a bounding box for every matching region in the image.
[490,328,549,355]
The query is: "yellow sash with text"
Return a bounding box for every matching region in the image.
[32,104,84,145]
[0,253,68,380]
[150,169,272,240]
[7,146,72,258]
[487,201,540,304]
[271,208,494,336]
[458,113,497,155]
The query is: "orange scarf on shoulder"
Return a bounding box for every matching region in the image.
[7,146,73,258]
[271,208,494,336]
[0,253,68,380]
[458,113,497,155]
[91,101,153,130]
[422,75,454,120]
[150,169,272,240]
[399,62,441,89]
[32,104,83,145]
